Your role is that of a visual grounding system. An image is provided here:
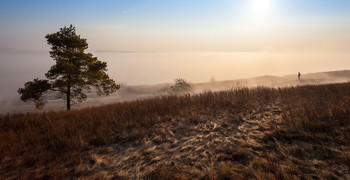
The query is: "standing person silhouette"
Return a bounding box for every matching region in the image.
[298,72,301,80]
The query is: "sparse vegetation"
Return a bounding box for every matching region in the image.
[155,78,192,96]
[1,82,350,179]
[169,78,192,95]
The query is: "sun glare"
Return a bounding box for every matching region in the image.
[250,0,273,15]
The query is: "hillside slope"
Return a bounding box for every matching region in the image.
[1,83,350,179]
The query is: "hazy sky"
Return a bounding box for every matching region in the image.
[1,0,350,99]
[1,0,350,52]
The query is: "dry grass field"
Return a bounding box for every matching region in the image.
[1,82,350,179]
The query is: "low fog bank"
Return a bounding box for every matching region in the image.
[194,70,350,91]
[1,70,349,114]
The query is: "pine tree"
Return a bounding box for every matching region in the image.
[18,25,119,110]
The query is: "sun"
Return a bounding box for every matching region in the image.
[250,0,273,15]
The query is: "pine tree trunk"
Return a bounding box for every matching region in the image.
[67,87,71,110]
[66,60,72,111]
[67,81,71,111]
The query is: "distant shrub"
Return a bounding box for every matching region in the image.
[169,78,192,95]
[154,79,192,96]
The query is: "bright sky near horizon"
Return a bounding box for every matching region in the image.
[1,0,350,99]
[1,0,350,52]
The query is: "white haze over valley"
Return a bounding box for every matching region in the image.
[1,49,350,114]
[1,50,350,100]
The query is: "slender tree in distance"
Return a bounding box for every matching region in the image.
[18,25,119,110]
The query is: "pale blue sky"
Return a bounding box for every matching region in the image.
[1,0,350,52]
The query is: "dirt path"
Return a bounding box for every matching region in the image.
[82,103,283,179]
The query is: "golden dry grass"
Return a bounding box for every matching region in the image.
[1,83,350,179]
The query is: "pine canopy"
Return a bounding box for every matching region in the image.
[18,25,119,110]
